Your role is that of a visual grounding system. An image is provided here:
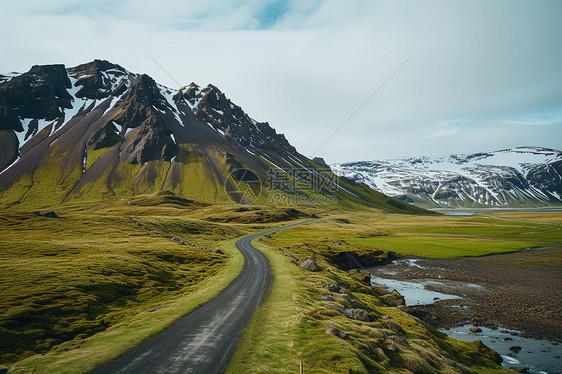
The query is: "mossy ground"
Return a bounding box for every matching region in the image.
[267,209,562,258]
[0,195,261,373]
[1,197,560,373]
[228,210,561,373]
[228,232,509,374]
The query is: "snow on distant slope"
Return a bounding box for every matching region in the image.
[331,147,562,208]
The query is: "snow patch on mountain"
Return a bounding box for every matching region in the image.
[331,147,562,207]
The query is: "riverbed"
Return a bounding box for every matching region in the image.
[369,247,562,373]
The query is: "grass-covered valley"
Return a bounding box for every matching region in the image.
[1,191,560,373]
[229,209,561,373]
[1,5,561,371]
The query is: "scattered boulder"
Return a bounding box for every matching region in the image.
[300,258,320,272]
[509,345,522,352]
[343,308,370,322]
[329,303,346,313]
[551,341,559,345]
[380,319,406,334]
[321,294,334,301]
[324,283,341,293]
[514,368,530,374]
[214,249,224,254]
[469,327,483,333]
[36,210,58,218]
[326,327,347,339]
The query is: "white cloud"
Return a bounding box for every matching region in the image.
[1,0,561,162]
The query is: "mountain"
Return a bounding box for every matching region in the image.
[0,60,424,213]
[331,147,562,208]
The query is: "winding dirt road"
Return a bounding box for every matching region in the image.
[91,219,318,374]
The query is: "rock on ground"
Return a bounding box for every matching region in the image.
[301,258,320,272]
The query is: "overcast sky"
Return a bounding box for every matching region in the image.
[1,0,561,163]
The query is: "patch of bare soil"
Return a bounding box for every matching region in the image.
[371,247,562,341]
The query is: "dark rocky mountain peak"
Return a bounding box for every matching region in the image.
[106,74,177,164]
[177,82,202,105]
[183,83,296,154]
[0,64,72,132]
[67,59,135,100]
[112,74,170,130]
[0,59,427,214]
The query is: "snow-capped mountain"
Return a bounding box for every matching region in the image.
[0,60,294,172]
[0,59,424,213]
[331,147,562,208]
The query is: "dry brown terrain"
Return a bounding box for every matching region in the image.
[371,247,562,341]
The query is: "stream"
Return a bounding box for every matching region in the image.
[370,275,561,373]
[443,325,561,374]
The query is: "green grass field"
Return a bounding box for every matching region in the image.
[347,214,561,258]
[263,209,561,259]
[0,197,257,373]
[227,209,560,373]
[228,225,512,373]
[1,196,560,373]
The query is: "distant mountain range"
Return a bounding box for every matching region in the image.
[0,59,424,214]
[331,147,562,208]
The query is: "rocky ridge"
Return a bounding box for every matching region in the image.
[332,147,562,208]
[0,59,424,213]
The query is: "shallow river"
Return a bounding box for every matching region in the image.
[371,275,562,373]
[443,325,561,374]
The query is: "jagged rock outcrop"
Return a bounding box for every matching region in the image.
[176,83,296,154]
[120,120,176,164]
[110,74,177,164]
[87,122,121,150]
[67,59,132,100]
[0,64,72,132]
[0,131,18,171]
[312,157,331,171]
[112,74,168,131]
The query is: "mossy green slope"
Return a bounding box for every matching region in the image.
[0,202,251,372]
[228,233,509,374]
